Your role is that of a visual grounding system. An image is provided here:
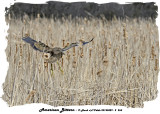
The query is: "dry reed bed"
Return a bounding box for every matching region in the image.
[2,16,159,107]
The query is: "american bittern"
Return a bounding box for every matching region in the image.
[22,36,94,63]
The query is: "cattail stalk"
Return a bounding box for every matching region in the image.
[80,47,83,58]
[25,90,36,103]
[103,56,108,67]
[89,48,92,58]
[123,23,128,44]
[104,43,107,56]
[97,70,103,76]
[72,57,77,68]
[73,47,75,56]
[155,59,158,71]
[108,41,111,49]
[151,45,155,59]
[63,40,65,47]
[132,56,136,66]
[44,62,48,69]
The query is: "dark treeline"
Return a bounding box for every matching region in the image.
[5,1,158,20]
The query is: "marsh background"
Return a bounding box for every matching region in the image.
[1,0,159,109]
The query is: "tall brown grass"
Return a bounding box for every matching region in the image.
[2,16,159,108]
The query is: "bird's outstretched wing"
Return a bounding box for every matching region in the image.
[81,38,94,46]
[22,37,37,49]
[62,42,79,51]
[22,37,52,53]
[62,38,94,51]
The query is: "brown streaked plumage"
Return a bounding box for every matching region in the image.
[22,37,94,63]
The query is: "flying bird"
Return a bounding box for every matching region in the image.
[22,37,94,63]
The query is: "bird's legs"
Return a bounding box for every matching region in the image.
[49,61,63,76]
[56,61,63,75]
[50,63,54,77]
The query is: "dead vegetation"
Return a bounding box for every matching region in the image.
[2,16,159,107]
